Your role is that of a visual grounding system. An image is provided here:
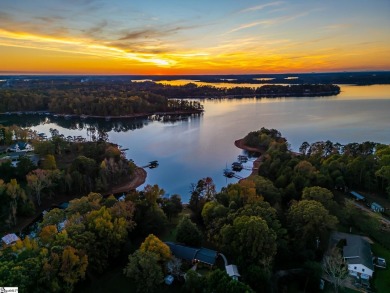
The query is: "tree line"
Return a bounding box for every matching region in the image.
[0,80,338,116]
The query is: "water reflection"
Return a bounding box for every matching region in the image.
[2,84,390,203]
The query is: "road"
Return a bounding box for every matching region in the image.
[347,199,390,225]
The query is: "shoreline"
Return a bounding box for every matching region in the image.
[0,109,203,120]
[9,166,147,235]
[234,138,265,177]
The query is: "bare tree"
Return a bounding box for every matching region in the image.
[323,247,349,293]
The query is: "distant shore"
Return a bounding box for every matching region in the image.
[0,109,204,120]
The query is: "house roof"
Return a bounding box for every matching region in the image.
[350,191,365,200]
[165,242,218,266]
[226,264,241,277]
[194,247,218,265]
[9,142,29,149]
[1,233,20,245]
[333,232,374,271]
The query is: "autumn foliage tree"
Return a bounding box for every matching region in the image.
[139,234,172,263]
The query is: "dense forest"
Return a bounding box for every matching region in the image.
[0,125,136,232]
[0,79,338,116]
[1,126,389,292]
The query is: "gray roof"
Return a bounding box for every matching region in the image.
[165,242,218,266]
[332,232,374,271]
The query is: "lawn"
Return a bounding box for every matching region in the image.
[371,243,390,293]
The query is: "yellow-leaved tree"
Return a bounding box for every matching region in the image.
[139,234,172,262]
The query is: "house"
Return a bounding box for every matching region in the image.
[8,141,34,152]
[225,264,241,280]
[331,232,374,280]
[165,242,218,266]
[371,202,384,213]
[1,233,20,246]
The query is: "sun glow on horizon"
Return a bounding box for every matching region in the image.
[0,0,389,75]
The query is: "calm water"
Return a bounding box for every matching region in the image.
[3,84,390,202]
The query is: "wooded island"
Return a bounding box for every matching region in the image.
[0,79,339,117]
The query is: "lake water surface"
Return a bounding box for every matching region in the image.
[5,84,390,202]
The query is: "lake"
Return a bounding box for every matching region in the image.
[3,84,390,203]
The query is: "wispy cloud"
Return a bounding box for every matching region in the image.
[228,21,269,33]
[228,12,308,33]
[240,1,284,13]
[0,29,177,67]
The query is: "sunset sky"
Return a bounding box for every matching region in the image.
[1,0,389,75]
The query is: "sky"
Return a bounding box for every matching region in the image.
[0,0,389,75]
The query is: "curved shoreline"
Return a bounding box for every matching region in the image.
[109,167,147,194]
[234,138,264,177]
[11,166,147,234]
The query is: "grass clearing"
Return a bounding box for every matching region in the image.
[372,243,390,293]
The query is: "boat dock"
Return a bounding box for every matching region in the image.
[142,160,159,169]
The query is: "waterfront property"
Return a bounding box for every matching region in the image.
[331,232,374,280]
[7,141,34,152]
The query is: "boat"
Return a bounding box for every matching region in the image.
[238,155,248,162]
[232,162,243,171]
[149,160,159,168]
[223,168,235,178]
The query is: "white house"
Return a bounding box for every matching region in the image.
[8,141,34,152]
[341,233,374,280]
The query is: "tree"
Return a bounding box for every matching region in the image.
[176,216,202,247]
[166,256,182,277]
[182,269,205,293]
[140,234,172,262]
[59,246,88,292]
[6,179,26,226]
[16,156,36,179]
[188,177,216,223]
[161,194,182,220]
[40,208,66,228]
[205,269,254,293]
[41,154,57,170]
[26,169,56,206]
[251,175,282,205]
[287,200,338,251]
[323,248,348,293]
[85,205,128,272]
[144,184,165,206]
[39,225,58,246]
[299,141,310,156]
[302,186,336,212]
[220,215,277,268]
[124,250,163,293]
